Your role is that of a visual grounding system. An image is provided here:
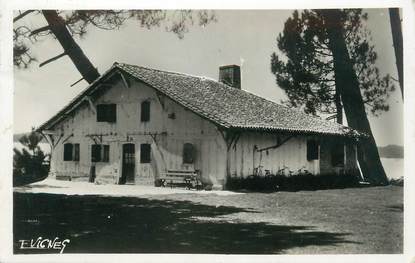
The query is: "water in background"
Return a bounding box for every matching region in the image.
[381,158,404,180]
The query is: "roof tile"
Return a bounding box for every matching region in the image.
[117,63,360,137]
[38,62,361,138]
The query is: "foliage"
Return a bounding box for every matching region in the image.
[270,9,395,118]
[226,172,362,192]
[13,10,216,68]
[389,177,403,186]
[13,129,49,186]
[17,128,43,153]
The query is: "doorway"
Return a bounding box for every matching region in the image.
[121,143,135,184]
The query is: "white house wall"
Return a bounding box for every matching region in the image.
[226,131,359,178]
[227,132,320,177]
[47,73,359,187]
[48,75,227,185]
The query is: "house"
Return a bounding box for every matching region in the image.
[37,62,362,189]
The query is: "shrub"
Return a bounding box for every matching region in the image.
[389,177,403,186]
[225,173,361,192]
[13,129,49,186]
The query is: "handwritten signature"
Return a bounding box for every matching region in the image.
[18,237,70,254]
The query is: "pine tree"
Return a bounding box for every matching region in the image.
[271,9,395,124]
[271,9,394,185]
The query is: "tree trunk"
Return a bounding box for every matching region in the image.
[321,9,389,185]
[42,10,100,84]
[334,86,343,124]
[389,8,404,100]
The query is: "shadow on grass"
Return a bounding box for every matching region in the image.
[14,193,357,254]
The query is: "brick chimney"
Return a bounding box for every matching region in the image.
[219,65,241,89]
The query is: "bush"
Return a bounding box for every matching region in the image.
[225,173,361,192]
[13,129,49,186]
[389,177,403,186]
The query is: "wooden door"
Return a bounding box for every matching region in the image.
[121,143,135,184]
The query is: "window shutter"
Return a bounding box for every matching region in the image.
[141,101,150,122]
[103,145,110,162]
[91,144,102,162]
[307,140,319,161]
[97,105,105,122]
[64,143,73,161]
[331,142,345,166]
[108,104,116,123]
[183,143,195,164]
[73,144,80,161]
[140,143,151,163]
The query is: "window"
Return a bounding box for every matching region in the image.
[91,144,110,162]
[97,104,116,122]
[63,143,80,161]
[183,143,195,164]
[307,140,319,161]
[331,143,345,166]
[140,143,151,163]
[63,143,73,161]
[141,101,150,122]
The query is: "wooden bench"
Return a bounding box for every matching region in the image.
[56,174,72,181]
[157,170,201,189]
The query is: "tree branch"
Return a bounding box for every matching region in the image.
[39,52,67,67]
[312,39,330,51]
[314,48,333,57]
[13,10,35,23]
[30,25,51,36]
[316,78,335,83]
[390,76,399,82]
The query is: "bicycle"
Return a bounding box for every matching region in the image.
[253,165,264,177]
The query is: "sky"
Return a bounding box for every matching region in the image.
[13,9,404,147]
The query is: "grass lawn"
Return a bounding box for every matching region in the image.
[13,185,402,254]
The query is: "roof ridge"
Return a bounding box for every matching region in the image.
[116,62,218,81]
[118,63,294,108]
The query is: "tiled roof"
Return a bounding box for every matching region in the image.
[39,62,361,137]
[118,63,360,137]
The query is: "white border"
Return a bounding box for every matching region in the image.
[1,1,414,262]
